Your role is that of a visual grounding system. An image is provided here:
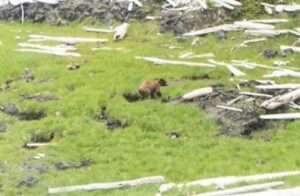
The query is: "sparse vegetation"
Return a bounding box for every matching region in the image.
[1,10,300,195]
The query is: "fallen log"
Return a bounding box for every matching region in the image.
[240,92,272,98]
[245,29,289,37]
[249,19,289,24]
[83,27,114,33]
[182,87,214,100]
[239,38,267,47]
[281,45,300,53]
[158,170,300,194]
[18,43,76,52]
[16,48,81,57]
[260,113,300,120]
[216,105,243,112]
[235,187,300,196]
[183,24,238,37]
[49,176,165,194]
[234,21,275,30]
[28,34,108,44]
[113,23,129,41]
[226,65,246,77]
[256,84,300,90]
[264,69,300,78]
[136,56,216,68]
[261,88,300,110]
[196,181,284,196]
[24,142,55,148]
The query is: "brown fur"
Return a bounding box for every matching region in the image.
[138,79,167,98]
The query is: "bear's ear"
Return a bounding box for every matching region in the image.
[159,79,168,86]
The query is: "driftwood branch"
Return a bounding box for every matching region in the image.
[239,187,300,196]
[261,88,300,110]
[260,113,300,120]
[182,87,214,100]
[28,34,108,44]
[197,181,284,196]
[49,176,165,194]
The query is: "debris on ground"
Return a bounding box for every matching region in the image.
[96,106,128,130]
[17,176,38,188]
[54,160,92,171]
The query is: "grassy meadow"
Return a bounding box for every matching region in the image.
[0,17,300,195]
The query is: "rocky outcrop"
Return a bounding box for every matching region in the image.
[0,0,157,25]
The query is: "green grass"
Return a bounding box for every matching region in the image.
[1,18,300,195]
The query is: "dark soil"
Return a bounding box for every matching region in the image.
[123,92,142,102]
[23,132,55,149]
[21,94,59,102]
[0,103,46,121]
[97,106,128,130]
[0,123,7,133]
[17,176,38,188]
[54,160,92,171]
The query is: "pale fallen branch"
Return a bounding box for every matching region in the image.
[49,176,165,194]
[83,26,114,33]
[261,88,300,110]
[239,38,267,47]
[240,92,272,98]
[158,171,300,194]
[264,69,300,78]
[249,19,289,24]
[216,105,243,112]
[182,87,214,100]
[256,84,300,90]
[226,65,246,77]
[136,56,216,68]
[24,143,55,148]
[28,34,108,44]
[196,181,284,196]
[236,187,300,196]
[18,43,76,52]
[260,113,300,120]
[16,48,81,57]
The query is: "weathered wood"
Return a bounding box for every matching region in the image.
[18,43,76,52]
[136,56,216,68]
[16,48,81,57]
[256,84,300,90]
[249,19,289,24]
[158,171,300,194]
[182,87,214,100]
[24,143,55,148]
[245,29,289,37]
[260,113,300,120]
[113,23,129,41]
[197,181,284,196]
[49,176,165,194]
[234,21,275,30]
[239,38,267,47]
[264,69,300,78]
[183,24,238,37]
[83,27,114,33]
[226,65,246,77]
[28,34,108,44]
[240,92,272,98]
[236,187,300,196]
[281,45,300,53]
[216,105,243,112]
[261,88,300,110]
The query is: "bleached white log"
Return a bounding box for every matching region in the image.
[226,65,246,77]
[179,52,214,59]
[16,48,81,57]
[183,24,238,37]
[91,47,129,52]
[281,45,300,53]
[49,176,165,194]
[24,143,55,148]
[260,113,300,120]
[28,34,108,44]
[212,0,234,10]
[249,19,288,24]
[197,181,284,196]
[216,105,243,112]
[226,95,244,106]
[158,171,300,194]
[240,92,272,98]
[264,69,300,78]
[261,88,300,110]
[136,56,216,68]
[113,23,129,41]
[234,21,275,30]
[239,38,267,47]
[18,43,76,52]
[8,0,62,6]
[236,187,300,196]
[83,27,114,33]
[256,84,300,90]
[245,29,289,37]
[182,87,213,100]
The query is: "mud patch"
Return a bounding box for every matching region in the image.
[17,176,38,188]
[181,73,211,81]
[0,104,46,121]
[23,132,55,149]
[96,106,128,130]
[0,123,7,133]
[54,160,92,171]
[123,92,141,102]
[21,93,59,102]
